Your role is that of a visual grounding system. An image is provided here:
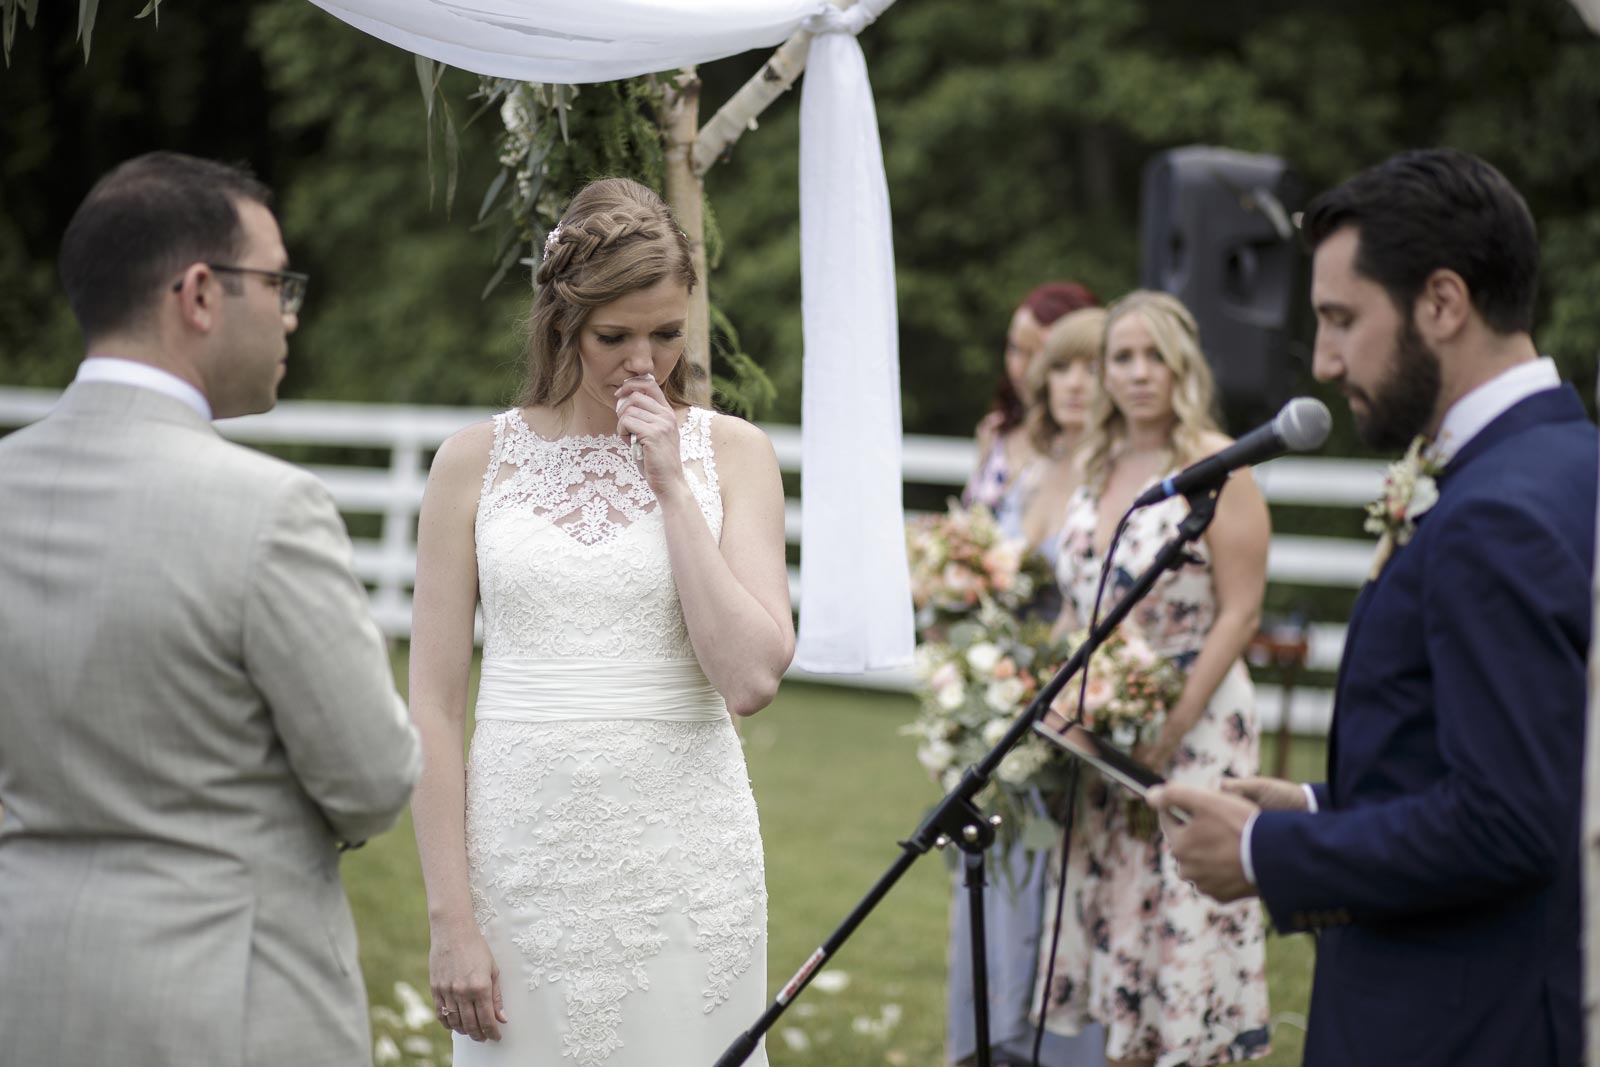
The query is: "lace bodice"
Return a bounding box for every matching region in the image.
[475,407,723,661]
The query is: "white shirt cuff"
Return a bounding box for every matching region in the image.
[1240,811,1259,886]
[1242,786,1318,888]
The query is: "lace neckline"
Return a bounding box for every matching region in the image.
[509,406,695,449]
[477,406,719,550]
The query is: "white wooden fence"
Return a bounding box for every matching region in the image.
[0,387,1385,735]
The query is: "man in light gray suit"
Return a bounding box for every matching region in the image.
[0,152,423,1067]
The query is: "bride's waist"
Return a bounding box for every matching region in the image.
[473,656,726,723]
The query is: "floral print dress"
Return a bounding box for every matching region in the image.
[1037,482,1270,1067]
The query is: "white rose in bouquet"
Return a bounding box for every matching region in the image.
[966,641,1002,674]
[981,717,1011,747]
[985,676,1026,712]
[936,682,966,711]
[918,739,957,775]
[997,743,1045,785]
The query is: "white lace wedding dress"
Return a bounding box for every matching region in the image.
[456,407,769,1067]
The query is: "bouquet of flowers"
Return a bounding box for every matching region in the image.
[1058,623,1186,837]
[1058,625,1186,749]
[906,500,1054,642]
[905,601,1188,852]
[903,595,1082,855]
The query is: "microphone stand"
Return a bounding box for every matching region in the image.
[714,487,1222,1067]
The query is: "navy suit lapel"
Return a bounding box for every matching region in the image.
[1435,385,1586,486]
[1326,384,1587,799]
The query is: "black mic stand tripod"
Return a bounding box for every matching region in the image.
[714,486,1222,1067]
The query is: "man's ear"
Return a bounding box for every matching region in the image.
[1413,268,1472,344]
[172,264,219,334]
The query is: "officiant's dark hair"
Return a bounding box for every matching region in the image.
[521,178,697,409]
[60,152,273,342]
[1302,149,1538,336]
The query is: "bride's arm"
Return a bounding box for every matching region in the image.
[408,422,505,1041]
[658,415,794,716]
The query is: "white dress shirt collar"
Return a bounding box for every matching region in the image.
[75,357,213,421]
[1431,356,1560,466]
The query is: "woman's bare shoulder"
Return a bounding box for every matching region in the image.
[429,418,498,488]
[706,411,780,488]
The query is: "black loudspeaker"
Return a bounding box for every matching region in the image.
[1139,146,1306,433]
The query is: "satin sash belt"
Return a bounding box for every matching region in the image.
[474,657,727,724]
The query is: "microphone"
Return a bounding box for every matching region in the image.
[1132,397,1331,508]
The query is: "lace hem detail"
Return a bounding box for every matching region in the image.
[466,718,766,1065]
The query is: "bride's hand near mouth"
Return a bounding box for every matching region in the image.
[615,372,684,494]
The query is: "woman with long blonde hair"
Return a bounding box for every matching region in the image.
[1038,290,1272,1067]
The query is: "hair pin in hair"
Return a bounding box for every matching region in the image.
[542,224,564,261]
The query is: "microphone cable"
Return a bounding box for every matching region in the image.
[1029,503,1137,1067]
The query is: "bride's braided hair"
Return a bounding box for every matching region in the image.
[520,178,697,409]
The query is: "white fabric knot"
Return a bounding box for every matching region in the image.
[804,0,888,36]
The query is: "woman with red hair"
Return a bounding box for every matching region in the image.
[964,281,1100,529]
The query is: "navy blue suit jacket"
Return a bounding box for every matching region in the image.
[1251,386,1596,1067]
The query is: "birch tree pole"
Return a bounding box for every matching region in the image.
[657,17,829,403]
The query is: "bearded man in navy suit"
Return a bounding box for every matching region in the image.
[1151,149,1595,1066]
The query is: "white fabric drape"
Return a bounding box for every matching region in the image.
[306,0,913,672]
[306,0,819,83]
[794,0,910,671]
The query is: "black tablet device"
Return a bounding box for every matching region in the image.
[1032,720,1189,824]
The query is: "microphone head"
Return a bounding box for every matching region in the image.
[1273,397,1333,452]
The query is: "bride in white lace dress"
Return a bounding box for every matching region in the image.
[408,178,794,1066]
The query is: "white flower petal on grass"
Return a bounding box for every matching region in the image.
[393,981,436,1031]
[374,1036,402,1066]
[780,1027,812,1052]
[810,970,851,993]
[850,1004,904,1039]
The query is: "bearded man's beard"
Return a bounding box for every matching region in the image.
[1353,318,1442,451]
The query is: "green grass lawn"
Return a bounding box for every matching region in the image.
[348,667,1322,1066]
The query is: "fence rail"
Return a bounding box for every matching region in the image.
[0,387,1384,734]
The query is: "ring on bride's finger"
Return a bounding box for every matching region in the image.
[439,1007,457,1017]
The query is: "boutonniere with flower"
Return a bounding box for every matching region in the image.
[1364,435,1441,580]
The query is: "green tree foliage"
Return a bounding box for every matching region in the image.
[1,0,530,406]
[3,0,1597,433]
[702,0,1600,440]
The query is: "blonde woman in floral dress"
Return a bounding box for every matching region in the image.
[1037,290,1272,1067]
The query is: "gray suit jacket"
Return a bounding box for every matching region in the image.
[0,382,422,1067]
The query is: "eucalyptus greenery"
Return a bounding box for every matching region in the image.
[4,3,775,417]
[427,72,775,417]
[1,0,164,65]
